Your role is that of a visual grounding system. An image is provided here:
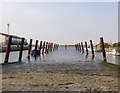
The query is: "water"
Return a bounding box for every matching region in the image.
[0,46,119,64]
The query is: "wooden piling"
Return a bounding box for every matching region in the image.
[78,43,81,52]
[4,35,12,63]
[35,40,38,50]
[90,40,94,58]
[42,41,45,54]
[27,39,32,60]
[48,42,50,52]
[39,41,42,55]
[85,42,88,55]
[100,37,107,62]
[50,43,53,52]
[45,42,48,54]
[81,42,84,53]
[19,38,24,62]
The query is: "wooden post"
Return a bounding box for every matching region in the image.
[42,41,45,54]
[90,40,94,58]
[48,42,50,52]
[39,41,42,55]
[35,40,38,50]
[85,42,88,55]
[4,35,12,63]
[79,43,81,52]
[81,42,84,53]
[19,38,24,62]
[78,43,81,52]
[75,44,77,50]
[27,39,32,60]
[50,43,53,52]
[45,42,48,54]
[100,37,107,62]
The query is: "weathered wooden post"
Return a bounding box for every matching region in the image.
[39,41,42,55]
[81,42,84,53]
[100,37,107,62]
[27,39,32,60]
[85,42,88,55]
[78,43,81,52]
[34,40,38,60]
[35,40,38,51]
[19,38,24,62]
[42,41,45,54]
[76,44,78,50]
[50,43,53,52]
[90,40,94,59]
[45,42,48,54]
[48,42,50,52]
[79,43,81,52]
[4,35,12,63]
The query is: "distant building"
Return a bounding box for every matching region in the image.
[0,33,28,47]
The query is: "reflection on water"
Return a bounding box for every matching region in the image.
[0,47,119,64]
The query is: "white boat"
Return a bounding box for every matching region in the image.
[106,48,120,56]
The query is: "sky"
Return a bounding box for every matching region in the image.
[1,1,119,45]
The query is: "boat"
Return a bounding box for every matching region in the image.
[106,47,120,56]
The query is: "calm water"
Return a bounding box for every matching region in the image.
[0,46,119,64]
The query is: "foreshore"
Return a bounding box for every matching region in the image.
[2,60,119,92]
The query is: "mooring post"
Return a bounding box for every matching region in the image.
[76,44,78,50]
[45,42,48,54]
[81,42,84,53]
[85,42,88,55]
[50,43,53,52]
[77,44,79,51]
[4,35,12,63]
[19,38,24,62]
[39,41,42,55]
[78,43,80,51]
[48,42,50,52]
[90,40,94,58]
[79,43,81,52]
[27,39,32,60]
[42,41,45,54]
[35,40,38,51]
[100,37,107,62]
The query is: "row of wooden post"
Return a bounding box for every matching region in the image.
[4,36,59,63]
[75,37,107,62]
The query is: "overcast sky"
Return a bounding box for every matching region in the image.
[1,2,118,45]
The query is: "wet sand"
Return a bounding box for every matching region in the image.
[2,60,119,92]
